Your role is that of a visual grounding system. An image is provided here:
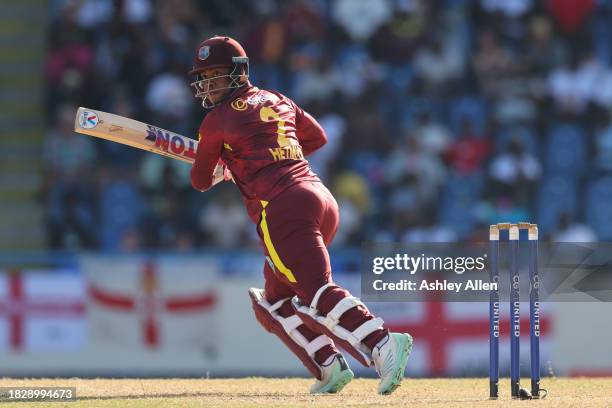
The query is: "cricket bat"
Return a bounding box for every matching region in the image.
[73,107,227,186]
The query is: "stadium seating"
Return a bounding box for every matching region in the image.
[545,124,587,179]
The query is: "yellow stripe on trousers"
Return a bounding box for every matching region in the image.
[259,200,297,283]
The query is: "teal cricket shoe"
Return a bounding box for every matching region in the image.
[310,354,354,394]
[372,332,413,395]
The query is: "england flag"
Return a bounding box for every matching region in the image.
[0,271,86,352]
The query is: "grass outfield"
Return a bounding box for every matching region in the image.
[0,378,611,407]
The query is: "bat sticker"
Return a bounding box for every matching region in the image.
[78,110,99,129]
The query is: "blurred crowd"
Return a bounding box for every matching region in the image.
[42,0,612,252]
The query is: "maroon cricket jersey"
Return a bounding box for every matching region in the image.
[191,84,327,223]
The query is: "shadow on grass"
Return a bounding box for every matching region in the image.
[75,391,304,401]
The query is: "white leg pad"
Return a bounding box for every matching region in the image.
[305,335,332,356]
[249,288,334,379]
[292,287,385,367]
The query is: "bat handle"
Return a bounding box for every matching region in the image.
[212,163,234,186]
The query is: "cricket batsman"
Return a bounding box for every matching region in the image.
[189,35,413,395]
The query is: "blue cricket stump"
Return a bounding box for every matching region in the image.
[509,225,521,399]
[528,224,541,398]
[488,225,500,399]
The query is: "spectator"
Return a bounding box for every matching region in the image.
[331,171,371,245]
[472,29,518,97]
[445,118,491,176]
[412,35,465,93]
[546,0,595,35]
[487,197,530,225]
[480,0,533,18]
[332,0,392,42]
[547,49,607,114]
[413,112,453,157]
[99,175,144,251]
[43,104,96,179]
[385,132,446,206]
[139,162,193,248]
[45,187,98,250]
[388,175,422,236]
[307,104,347,182]
[525,15,567,76]
[489,137,542,204]
[552,213,597,242]
[198,185,249,248]
[401,215,457,243]
[292,52,341,104]
[369,4,427,65]
[145,59,193,132]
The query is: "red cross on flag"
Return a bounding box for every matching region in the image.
[385,301,552,376]
[83,256,220,352]
[0,271,86,352]
[335,273,554,377]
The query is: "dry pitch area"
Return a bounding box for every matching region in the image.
[1,377,611,408]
